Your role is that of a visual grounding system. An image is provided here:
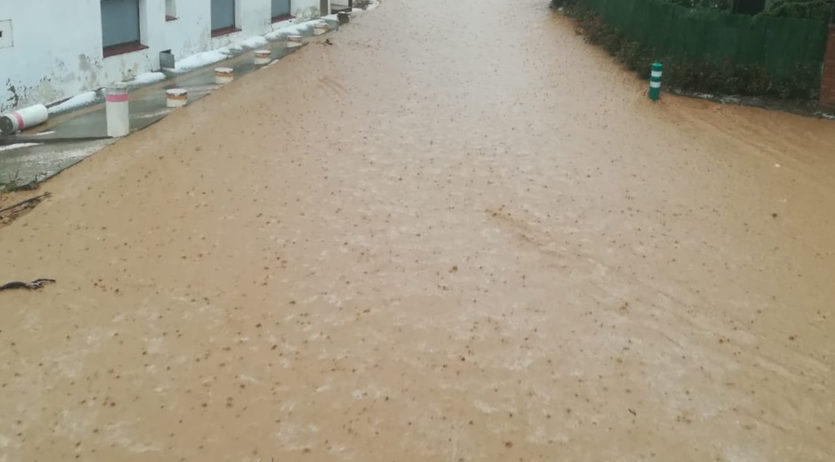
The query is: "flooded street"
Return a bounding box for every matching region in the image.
[1,0,834,460]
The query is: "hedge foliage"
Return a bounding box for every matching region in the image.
[551,0,828,100]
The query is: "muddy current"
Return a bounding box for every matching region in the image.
[1,0,834,460]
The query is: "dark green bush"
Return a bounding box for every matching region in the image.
[759,0,834,20]
[550,0,578,8]
[554,0,834,18]
[668,0,731,9]
[556,0,733,9]
[558,2,822,100]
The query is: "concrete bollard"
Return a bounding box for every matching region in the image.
[105,84,130,137]
[253,50,271,65]
[313,21,329,36]
[166,89,188,108]
[649,62,663,101]
[0,104,49,135]
[287,34,303,48]
[215,67,234,84]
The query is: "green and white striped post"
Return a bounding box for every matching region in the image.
[649,62,663,101]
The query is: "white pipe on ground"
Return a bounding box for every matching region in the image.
[105,84,130,137]
[0,104,49,135]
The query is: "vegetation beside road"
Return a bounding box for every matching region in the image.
[552,0,832,100]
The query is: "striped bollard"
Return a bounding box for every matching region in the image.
[106,84,130,137]
[649,62,662,101]
[215,67,234,84]
[166,89,188,108]
[253,50,271,65]
[313,21,328,36]
[287,34,302,48]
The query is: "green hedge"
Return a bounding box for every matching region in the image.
[555,0,829,99]
[761,0,835,20]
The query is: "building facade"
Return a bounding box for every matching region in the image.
[0,0,328,113]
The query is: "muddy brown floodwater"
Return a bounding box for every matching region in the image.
[2,0,835,461]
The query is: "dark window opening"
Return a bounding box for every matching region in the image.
[330,0,353,14]
[101,0,142,56]
[272,0,292,22]
[103,42,148,58]
[211,0,237,35]
[165,0,177,20]
[211,25,240,37]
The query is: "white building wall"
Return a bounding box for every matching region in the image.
[0,0,323,113]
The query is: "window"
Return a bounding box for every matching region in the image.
[272,0,292,22]
[101,0,146,57]
[165,0,177,21]
[211,0,238,36]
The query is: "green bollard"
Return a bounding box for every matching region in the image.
[649,62,663,101]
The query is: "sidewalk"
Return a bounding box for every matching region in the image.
[0,13,347,191]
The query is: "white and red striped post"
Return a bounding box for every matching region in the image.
[253,50,271,65]
[313,21,329,36]
[215,67,234,84]
[106,84,130,137]
[287,34,303,48]
[165,89,188,108]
